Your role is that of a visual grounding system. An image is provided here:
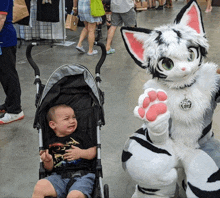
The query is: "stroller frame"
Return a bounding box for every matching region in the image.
[26,42,109,198]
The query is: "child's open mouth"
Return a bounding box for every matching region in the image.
[68,125,76,130]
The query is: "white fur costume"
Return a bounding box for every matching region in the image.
[121,0,220,197]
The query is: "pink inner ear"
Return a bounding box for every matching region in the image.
[125,32,144,62]
[187,5,201,34]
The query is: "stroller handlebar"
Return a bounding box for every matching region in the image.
[94,42,106,75]
[26,42,106,77]
[26,42,40,77]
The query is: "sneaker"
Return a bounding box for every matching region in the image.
[76,46,86,53]
[0,111,24,125]
[106,48,115,55]
[87,50,98,56]
[0,104,6,113]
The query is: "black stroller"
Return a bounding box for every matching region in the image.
[26,42,109,198]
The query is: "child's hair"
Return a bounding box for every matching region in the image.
[46,104,72,122]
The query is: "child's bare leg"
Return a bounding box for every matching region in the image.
[32,179,57,198]
[67,190,86,198]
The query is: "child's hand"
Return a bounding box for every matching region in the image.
[64,146,81,161]
[40,149,53,162]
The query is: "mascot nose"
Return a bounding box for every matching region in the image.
[181,67,186,71]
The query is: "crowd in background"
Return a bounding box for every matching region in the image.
[0,0,213,125]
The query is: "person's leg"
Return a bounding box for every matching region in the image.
[0,46,22,114]
[205,0,212,12]
[32,179,57,198]
[67,190,86,198]
[148,0,152,8]
[105,12,122,53]
[152,0,156,7]
[87,22,97,54]
[77,22,88,48]
[106,13,111,32]
[106,25,117,52]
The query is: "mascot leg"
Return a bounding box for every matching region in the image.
[123,133,178,198]
[122,130,179,198]
[181,148,220,197]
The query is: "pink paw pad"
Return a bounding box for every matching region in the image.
[143,91,157,108]
[146,103,167,121]
[138,107,146,118]
[157,91,167,101]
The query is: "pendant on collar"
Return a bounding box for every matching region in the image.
[179,95,192,111]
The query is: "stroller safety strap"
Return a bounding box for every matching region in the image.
[63,170,90,192]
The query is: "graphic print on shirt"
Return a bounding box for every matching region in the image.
[49,137,82,168]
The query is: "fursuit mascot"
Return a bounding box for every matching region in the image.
[121,0,220,197]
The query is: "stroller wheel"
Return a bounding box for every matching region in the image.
[104,184,109,198]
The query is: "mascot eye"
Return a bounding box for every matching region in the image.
[159,58,174,70]
[187,48,196,62]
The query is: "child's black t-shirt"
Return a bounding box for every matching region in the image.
[48,128,96,173]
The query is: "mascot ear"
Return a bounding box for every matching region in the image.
[121,27,152,69]
[174,0,205,35]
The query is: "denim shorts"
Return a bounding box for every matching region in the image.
[46,172,95,198]
[111,8,136,27]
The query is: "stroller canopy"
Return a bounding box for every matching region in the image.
[34,64,104,148]
[39,64,102,106]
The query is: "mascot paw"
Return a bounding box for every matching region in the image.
[134,89,168,122]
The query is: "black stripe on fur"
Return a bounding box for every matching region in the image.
[153,64,168,79]
[138,185,159,195]
[155,31,164,45]
[135,128,146,136]
[207,169,220,183]
[134,128,153,143]
[173,29,182,44]
[130,136,171,156]
[121,150,132,163]
[146,130,153,143]
[188,182,220,198]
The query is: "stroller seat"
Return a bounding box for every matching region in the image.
[26,42,109,198]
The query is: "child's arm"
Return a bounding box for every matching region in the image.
[64,146,97,161]
[40,149,54,171]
